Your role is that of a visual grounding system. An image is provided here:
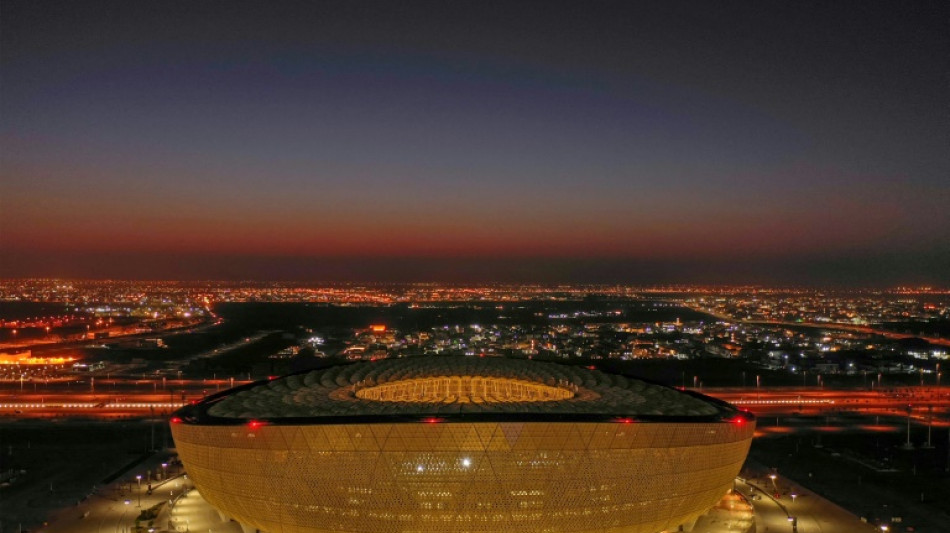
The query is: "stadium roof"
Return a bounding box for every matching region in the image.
[200,357,728,421]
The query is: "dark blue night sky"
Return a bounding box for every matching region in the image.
[2,1,948,285]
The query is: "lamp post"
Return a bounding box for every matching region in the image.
[161,463,168,480]
[136,475,143,507]
[902,404,914,450]
[121,498,131,533]
[924,406,934,449]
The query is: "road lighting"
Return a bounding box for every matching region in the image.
[924,406,934,449]
[902,404,914,450]
[162,462,168,480]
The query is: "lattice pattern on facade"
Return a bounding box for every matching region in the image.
[172,419,754,533]
[175,356,754,532]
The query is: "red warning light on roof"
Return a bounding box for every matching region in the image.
[614,417,635,424]
[423,417,444,424]
[248,420,267,429]
[170,417,182,424]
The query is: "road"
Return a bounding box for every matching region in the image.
[684,303,950,348]
[4,381,949,426]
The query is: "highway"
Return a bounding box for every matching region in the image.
[684,303,950,348]
[3,378,949,426]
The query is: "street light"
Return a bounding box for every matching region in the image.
[161,463,168,480]
[902,404,914,450]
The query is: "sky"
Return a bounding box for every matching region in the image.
[2,1,948,285]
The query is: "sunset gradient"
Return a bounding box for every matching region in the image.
[2,1,948,284]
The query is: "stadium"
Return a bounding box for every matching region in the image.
[170,357,755,533]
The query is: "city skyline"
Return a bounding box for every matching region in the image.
[2,1,949,285]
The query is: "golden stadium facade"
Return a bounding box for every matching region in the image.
[171,357,754,533]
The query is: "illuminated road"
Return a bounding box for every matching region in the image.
[3,380,949,426]
[748,320,950,349]
[2,316,221,354]
[0,378,248,418]
[706,387,950,425]
[684,303,950,348]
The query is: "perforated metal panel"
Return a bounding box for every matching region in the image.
[172,420,754,533]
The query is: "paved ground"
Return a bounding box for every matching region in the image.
[737,471,881,533]
[690,491,754,532]
[35,452,189,533]
[20,457,880,533]
[163,490,243,533]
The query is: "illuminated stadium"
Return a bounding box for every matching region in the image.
[170,357,755,533]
